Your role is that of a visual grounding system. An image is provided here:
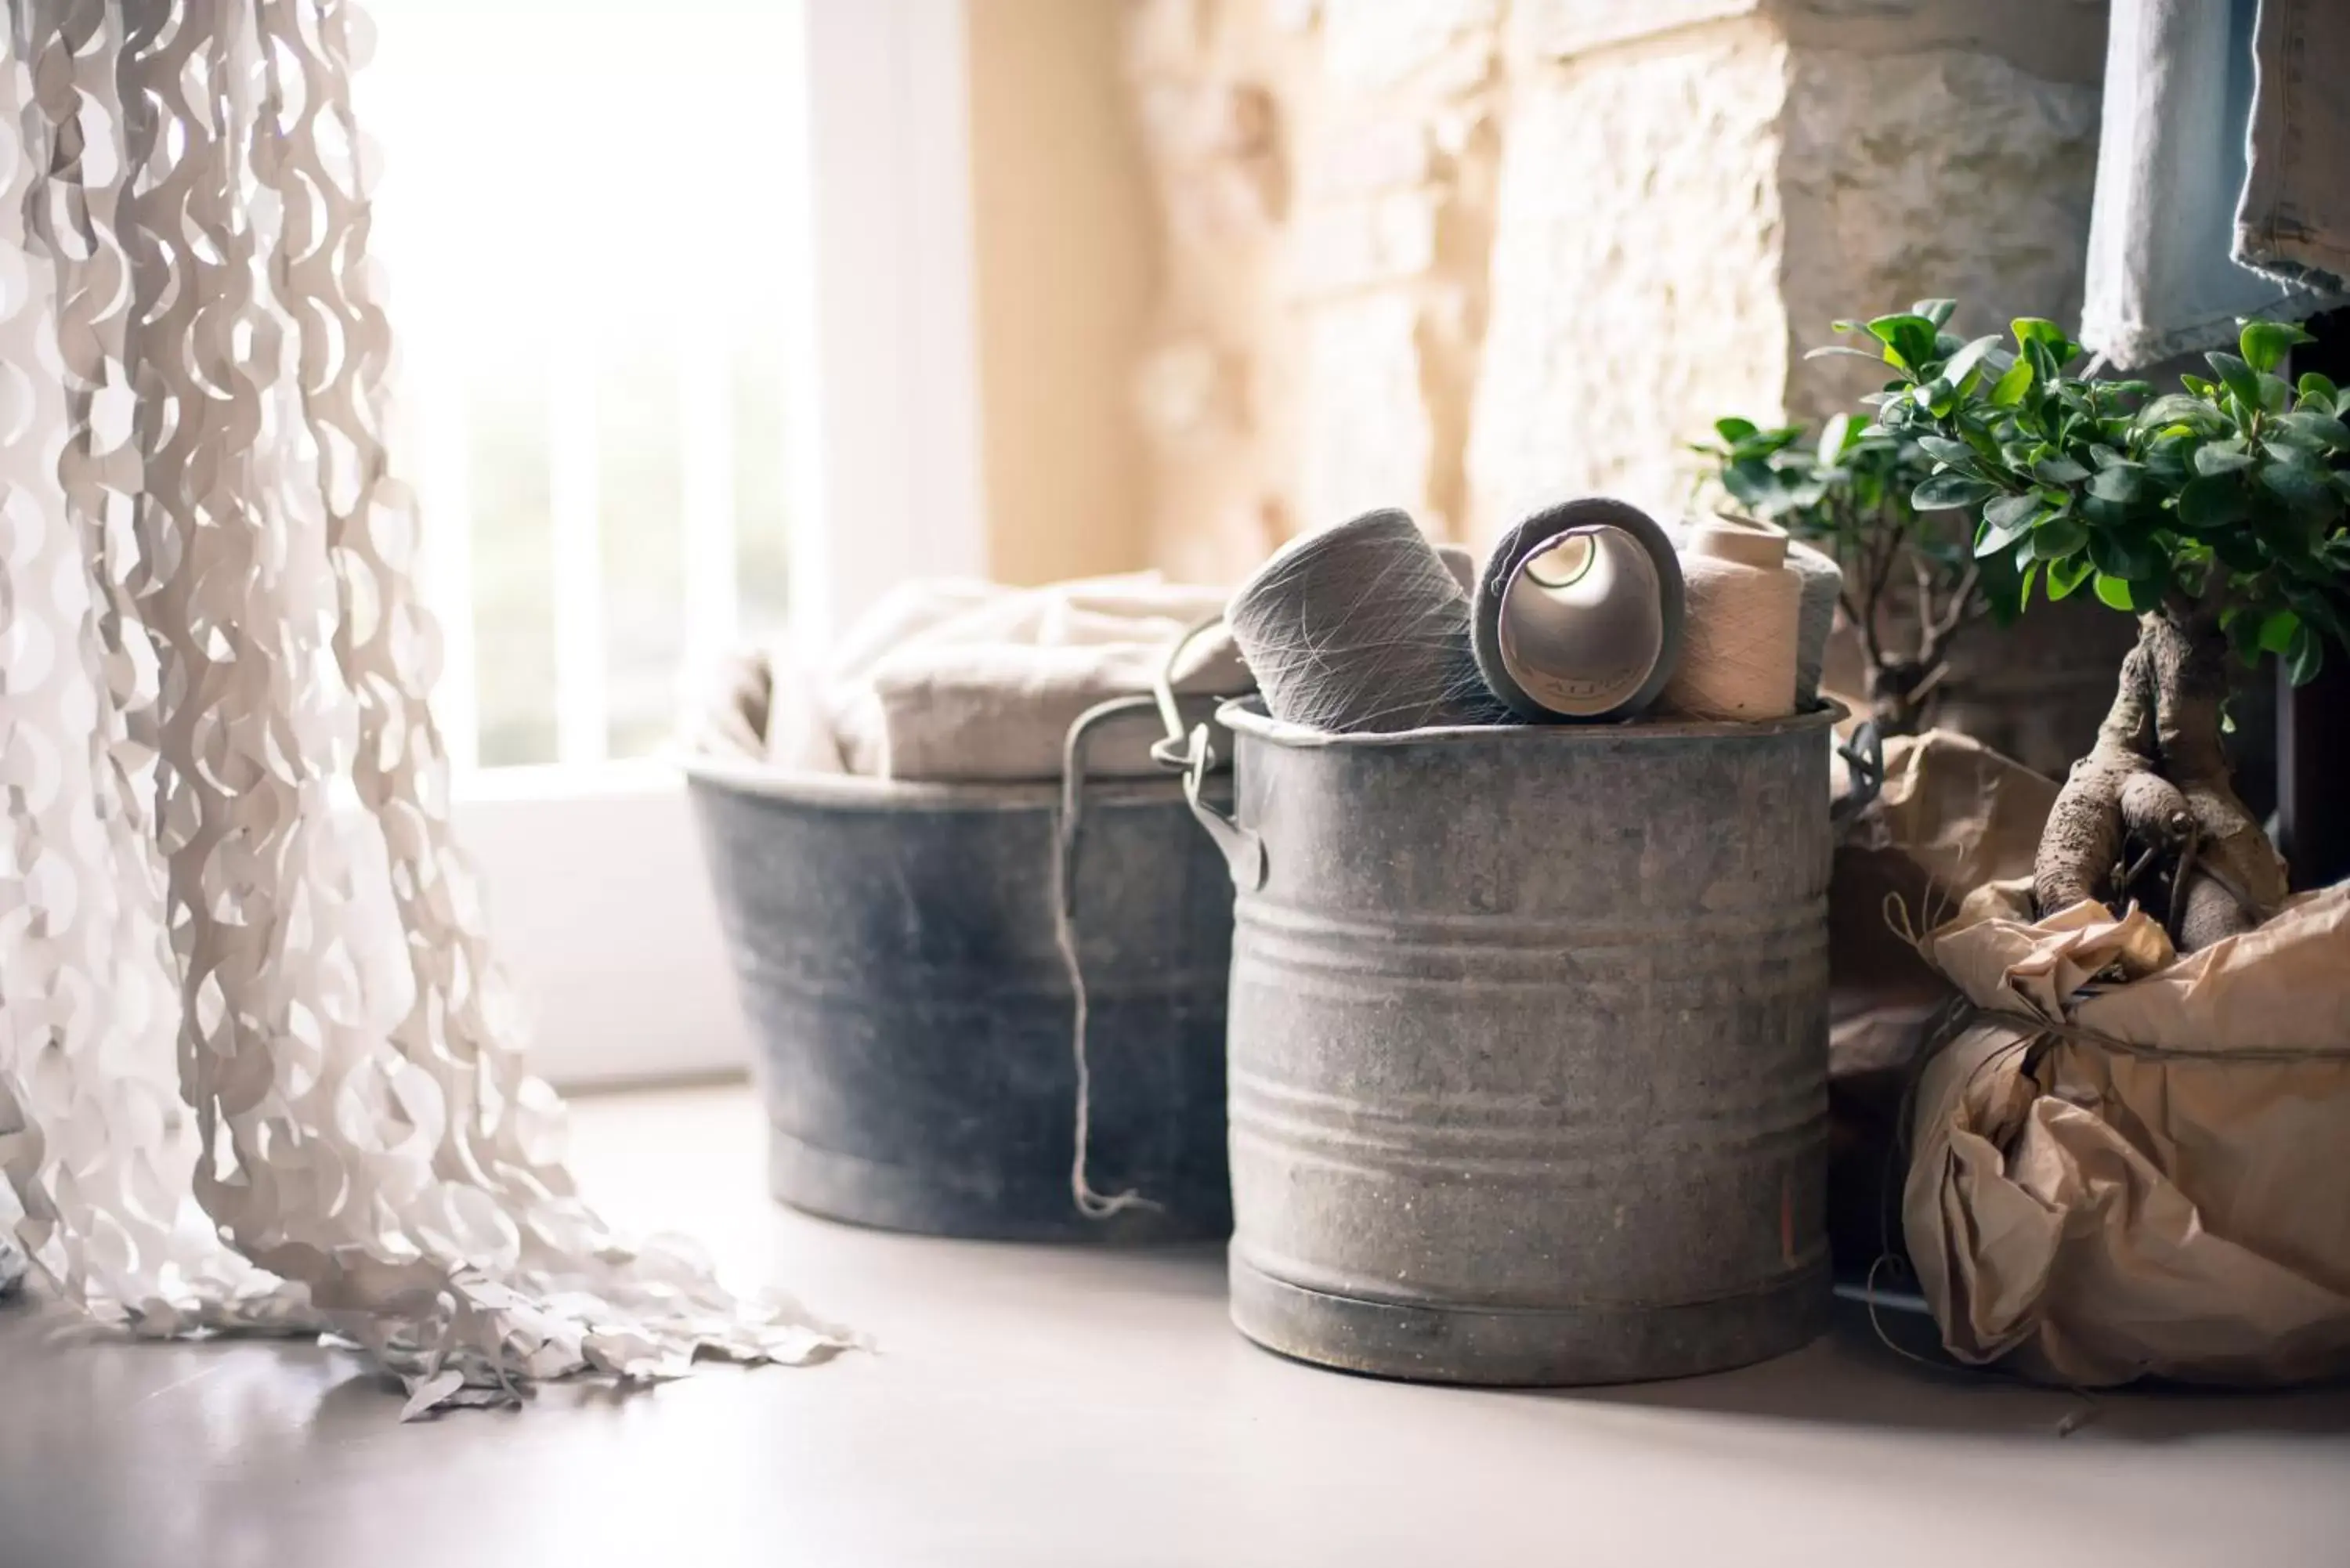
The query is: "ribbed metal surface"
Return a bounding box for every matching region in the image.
[1219,701,1835,1382]
[685,764,1233,1243]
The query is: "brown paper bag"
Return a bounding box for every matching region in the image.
[1826,732,2056,1265]
[1905,883,2350,1386]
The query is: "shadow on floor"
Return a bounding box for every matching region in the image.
[1531,1300,2350,1443]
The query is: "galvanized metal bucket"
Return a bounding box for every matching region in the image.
[1184,698,1836,1383]
[684,738,1235,1244]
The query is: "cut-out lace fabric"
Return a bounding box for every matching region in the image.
[0,0,846,1414]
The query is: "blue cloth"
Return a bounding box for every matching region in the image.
[2080,0,2349,369]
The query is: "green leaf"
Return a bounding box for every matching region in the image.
[2182,374,2218,398]
[1804,345,1901,367]
[2287,623,2324,685]
[2145,432,2197,487]
[2177,473,2249,529]
[2011,318,2075,360]
[1983,491,2041,529]
[2032,453,2091,484]
[1912,298,1958,328]
[1713,417,1760,443]
[2210,526,2269,573]
[2261,457,2334,510]
[1916,434,1974,468]
[2240,317,2317,374]
[2230,607,2268,663]
[2087,527,2164,579]
[1813,411,1853,465]
[2016,561,2040,610]
[2031,515,2090,560]
[2298,370,2341,410]
[2260,372,2294,414]
[1914,471,1997,511]
[2087,462,2145,504]
[2207,350,2262,413]
[2209,531,2265,573]
[1989,356,2034,407]
[2272,410,2350,450]
[1976,522,2021,560]
[2135,392,2229,434]
[2258,609,2304,656]
[1941,333,2004,389]
[2193,443,2254,475]
[2047,555,2095,600]
[1722,458,1779,509]
[1867,313,1941,374]
[2092,571,2147,612]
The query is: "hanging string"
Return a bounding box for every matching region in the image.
[1052,695,1165,1220]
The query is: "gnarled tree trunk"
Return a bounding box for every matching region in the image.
[2034,605,2290,951]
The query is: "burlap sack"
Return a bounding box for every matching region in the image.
[1906,883,2350,1386]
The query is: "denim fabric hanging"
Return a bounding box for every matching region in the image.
[2080,0,2349,369]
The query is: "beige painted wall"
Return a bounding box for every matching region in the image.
[966,0,1159,585]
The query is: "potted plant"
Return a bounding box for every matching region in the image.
[1817,301,2350,949]
[1694,414,2013,735]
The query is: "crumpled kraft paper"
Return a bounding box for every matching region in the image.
[1824,731,2057,1265]
[1907,881,2350,1386]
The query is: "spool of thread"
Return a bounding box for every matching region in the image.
[1661,516,1801,721]
[1471,498,1684,722]
[1660,518,1838,709]
[1783,538,1842,710]
[1227,508,1509,733]
[1436,541,1477,594]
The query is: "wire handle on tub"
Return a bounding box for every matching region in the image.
[1148,615,1266,892]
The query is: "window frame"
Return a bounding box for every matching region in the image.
[450,0,988,1088]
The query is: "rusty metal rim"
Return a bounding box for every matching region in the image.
[1217,695,1845,751]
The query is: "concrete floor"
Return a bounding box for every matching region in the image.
[2,1082,2348,1568]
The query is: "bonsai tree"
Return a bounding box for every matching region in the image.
[1695,414,2011,733]
[1817,302,2350,950]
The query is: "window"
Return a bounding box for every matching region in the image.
[360,0,987,1084]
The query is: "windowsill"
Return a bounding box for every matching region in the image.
[452,765,752,1089]
[3,1079,2348,1563]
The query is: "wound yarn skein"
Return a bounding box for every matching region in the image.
[1661,517,1800,721]
[1784,538,1842,709]
[1227,508,1510,733]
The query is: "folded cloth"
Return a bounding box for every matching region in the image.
[828,574,1251,782]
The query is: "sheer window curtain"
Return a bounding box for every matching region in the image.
[0,0,843,1415]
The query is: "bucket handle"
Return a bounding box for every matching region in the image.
[1832,718,1885,834]
[1054,693,1168,1220]
[1148,615,1266,892]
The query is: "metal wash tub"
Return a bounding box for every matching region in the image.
[685,757,1235,1243]
[1182,699,1836,1383]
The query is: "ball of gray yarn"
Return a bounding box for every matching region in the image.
[1227,508,1512,733]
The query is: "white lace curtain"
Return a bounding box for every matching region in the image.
[0,0,839,1414]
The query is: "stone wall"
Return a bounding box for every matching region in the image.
[1122,0,2110,576]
